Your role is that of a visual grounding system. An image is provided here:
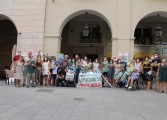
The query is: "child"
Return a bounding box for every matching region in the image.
[51,62,58,86]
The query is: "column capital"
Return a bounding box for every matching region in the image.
[44,35,62,40]
[112,36,118,40]
[130,37,135,41]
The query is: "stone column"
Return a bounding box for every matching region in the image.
[129,37,135,60]
[43,35,62,56]
[112,36,118,57]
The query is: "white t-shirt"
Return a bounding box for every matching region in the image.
[52,66,58,74]
[134,62,141,71]
[93,62,99,70]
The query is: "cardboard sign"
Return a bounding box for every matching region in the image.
[118,52,128,63]
[77,72,102,88]
[56,53,64,62]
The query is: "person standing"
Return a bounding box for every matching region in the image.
[102,56,109,77]
[13,50,25,63]
[151,53,161,92]
[14,56,24,88]
[143,57,151,91]
[107,60,115,86]
[101,56,109,86]
[42,56,50,87]
[49,57,55,85]
[23,50,33,86]
[36,55,43,86]
[75,58,82,83]
[158,58,167,93]
[62,55,69,70]
[25,55,36,88]
[51,62,58,86]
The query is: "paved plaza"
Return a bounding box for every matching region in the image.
[0,81,166,120]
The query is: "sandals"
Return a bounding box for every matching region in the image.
[155,89,160,92]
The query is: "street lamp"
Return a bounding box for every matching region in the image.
[155,14,163,43]
[83,12,90,37]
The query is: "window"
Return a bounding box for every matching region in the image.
[134,27,153,45]
[80,25,102,43]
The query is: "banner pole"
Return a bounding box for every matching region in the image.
[101,74,112,88]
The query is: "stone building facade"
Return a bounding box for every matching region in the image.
[1,0,167,68]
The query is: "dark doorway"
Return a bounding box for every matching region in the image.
[0,20,17,69]
[87,54,98,62]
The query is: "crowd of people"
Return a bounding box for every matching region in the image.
[10,50,167,93]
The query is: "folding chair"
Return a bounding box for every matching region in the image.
[5,70,15,85]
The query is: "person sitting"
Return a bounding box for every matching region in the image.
[125,68,140,89]
[115,67,128,87]
[56,64,66,86]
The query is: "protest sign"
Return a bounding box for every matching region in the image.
[118,52,128,63]
[56,53,64,62]
[77,72,102,88]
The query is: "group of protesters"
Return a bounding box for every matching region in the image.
[11,50,167,93]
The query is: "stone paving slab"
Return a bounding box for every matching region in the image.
[0,81,166,120]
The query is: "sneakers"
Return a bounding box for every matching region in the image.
[128,86,132,89]
[125,85,128,88]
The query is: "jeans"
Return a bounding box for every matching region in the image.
[117,80,126,87]
[27,73,36,86]
[36,67,42,85]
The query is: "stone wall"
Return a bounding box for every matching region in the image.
[0,0,46,54]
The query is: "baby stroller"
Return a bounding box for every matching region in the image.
[65,66,76,87]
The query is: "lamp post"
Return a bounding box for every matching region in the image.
[83,12,90,37]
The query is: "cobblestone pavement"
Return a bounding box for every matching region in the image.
[0,81,166,120]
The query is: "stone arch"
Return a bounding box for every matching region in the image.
[133,11,167,38]
[133,11,167,58]
[58,9,112,37]
[0,14,18,69]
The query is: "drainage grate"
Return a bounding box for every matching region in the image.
[73,98,85,101]
[37,89,54,93]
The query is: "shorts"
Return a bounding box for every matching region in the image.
[52,74,57,80]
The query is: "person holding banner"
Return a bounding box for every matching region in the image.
[25,55,36,88]
[86,59,93,72]
[101,56,109,85]
[92,59,101,73]
[76,58,82,83]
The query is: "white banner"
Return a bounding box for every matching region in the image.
[77,72,102,88]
